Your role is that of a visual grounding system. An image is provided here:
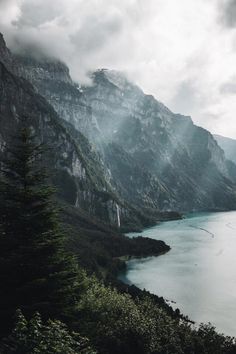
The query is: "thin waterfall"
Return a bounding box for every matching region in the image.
[116,203,121,228]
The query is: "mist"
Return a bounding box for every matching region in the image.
[1,0,236,138]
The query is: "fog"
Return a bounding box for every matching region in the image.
[1,0,236,138]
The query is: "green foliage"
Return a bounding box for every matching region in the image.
[194,323,236,354]
[77,278,147,354]
[76,276,236,354]
[0,122,79,334]
[0,310,96,354]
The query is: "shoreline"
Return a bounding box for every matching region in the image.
[118,211,236,337]
[117,248,170,262]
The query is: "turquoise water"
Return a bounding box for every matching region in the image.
[120,211,236,337]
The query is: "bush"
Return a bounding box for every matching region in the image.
[76,276,236,354]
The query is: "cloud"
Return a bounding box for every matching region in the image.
[0,0,20,26]
[15,1,63,28]
[220,76,236,94]
[170,80,200,115]
[220,0,236,28]
[70,14,123,55]
[1,0,236,137]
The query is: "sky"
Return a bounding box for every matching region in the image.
[0,0,236,138]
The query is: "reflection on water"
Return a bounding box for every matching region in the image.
[120,211,236,337]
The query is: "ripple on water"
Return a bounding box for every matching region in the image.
[121,211,236,337]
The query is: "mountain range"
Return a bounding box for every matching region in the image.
[1,31,236,233]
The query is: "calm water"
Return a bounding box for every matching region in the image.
[120,211,236,337]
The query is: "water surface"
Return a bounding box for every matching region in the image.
[120,212,236,336]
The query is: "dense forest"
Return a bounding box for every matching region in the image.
[0,120,235,354]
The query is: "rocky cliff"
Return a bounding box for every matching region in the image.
[0,33,12,69]
[10,53,168,214]
[12,54,98,140]
[0,35,149,230]
[83,70,236,211]
[8,39,236,213]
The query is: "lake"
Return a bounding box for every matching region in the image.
[119,211,236,337]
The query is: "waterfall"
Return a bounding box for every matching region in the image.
[116,204,121,228]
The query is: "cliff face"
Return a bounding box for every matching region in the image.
[8,40,236,213]
[82,70,236,211]
[11,55,168,214]
[12,54,98,140]
[0,34,12,69]
[214,134,236,165]
[0,36,148,230]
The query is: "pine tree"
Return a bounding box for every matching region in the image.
[0,119,79,335]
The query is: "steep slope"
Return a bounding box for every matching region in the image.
[83,70,236,211]
[214,134,236,165]
[10,42,236,212]
[12,54,98,140]
[0,33,13,69]
[11,52,171,215]
[0,36,150,229]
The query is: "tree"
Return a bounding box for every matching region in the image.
[0,310,96,354]
[76,276,236,354]
[0,119,79,335]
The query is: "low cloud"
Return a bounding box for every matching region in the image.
[220,0,236,28]
[1,0,236,137]
[220,77,236,94]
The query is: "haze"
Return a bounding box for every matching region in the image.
[1,0,236,138]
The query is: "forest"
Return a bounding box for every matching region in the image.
[0,121,235,354]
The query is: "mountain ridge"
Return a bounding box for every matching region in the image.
[0,37,154,230]
[2,33,236,214]
[83,69,236,211]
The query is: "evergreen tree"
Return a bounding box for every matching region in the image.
[0,309,96,354]
[0,120,79,335]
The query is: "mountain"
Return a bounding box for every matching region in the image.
[83,69,236,211]
[10,52,171,216]
[214,134,236,165]
[0,34,151,230]
[6,39,236,213]
[12,54,98,140]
